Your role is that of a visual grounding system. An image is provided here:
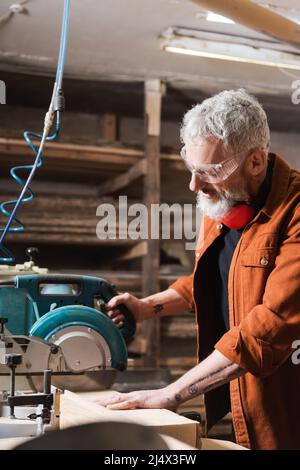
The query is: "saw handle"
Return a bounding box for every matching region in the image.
[15,274,136,344]
[98,281,136,344]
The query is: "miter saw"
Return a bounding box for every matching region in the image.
[0,272,136,392]
[0,271,136,438]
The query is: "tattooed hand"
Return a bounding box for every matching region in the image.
[153,304,164,315]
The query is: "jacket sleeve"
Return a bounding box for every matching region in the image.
[168,274,194,311]
[215,204,300,377]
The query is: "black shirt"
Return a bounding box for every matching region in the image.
[215,159,274,332]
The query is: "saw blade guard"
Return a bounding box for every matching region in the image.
[29,305,127,371]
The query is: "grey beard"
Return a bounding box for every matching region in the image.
[196,188,249,220]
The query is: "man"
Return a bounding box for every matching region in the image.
[100,89,300,450]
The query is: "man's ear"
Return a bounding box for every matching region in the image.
[246,149,267,176]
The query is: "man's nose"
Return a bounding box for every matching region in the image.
[189,172,205,192]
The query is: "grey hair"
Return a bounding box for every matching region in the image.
[180,89,270,156]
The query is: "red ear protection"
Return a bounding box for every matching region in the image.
[221,200,256,230]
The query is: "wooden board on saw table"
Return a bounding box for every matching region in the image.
[60,390,201,449]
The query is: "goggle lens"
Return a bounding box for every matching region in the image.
[180,147,241,183]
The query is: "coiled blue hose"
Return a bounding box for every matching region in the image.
[0,0,71,263]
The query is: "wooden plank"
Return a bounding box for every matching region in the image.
[60,390,201,449]
[191,0,300,48]
[0,138,183,164]
[6,233,135,246]
[142,80,163,367]
[145,80,165,137]
[0,138,140,166]
[0,179,100,197]
[117,241,148,262]
[98,159,147,196]
[99,113,117,141]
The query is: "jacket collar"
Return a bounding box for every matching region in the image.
[199,153,291,243]
[260,153,291,218]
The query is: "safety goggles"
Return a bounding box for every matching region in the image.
[180,146,245,184]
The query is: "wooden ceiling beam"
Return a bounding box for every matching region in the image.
[192,0,300,49]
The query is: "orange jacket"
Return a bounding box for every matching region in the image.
[169,153,300,449]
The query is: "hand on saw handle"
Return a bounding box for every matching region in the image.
[105,292,148,326]
[105,287,190,326]
[98,282,137,343]
[106,288,191,327]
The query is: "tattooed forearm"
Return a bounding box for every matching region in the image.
[166,350,246,407]
[194,362,239,385]
[182,363,244,400]
[188,384,199,396]
[201,368,243,394]
[175,393,182,403]
[153,304,164,315]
